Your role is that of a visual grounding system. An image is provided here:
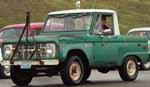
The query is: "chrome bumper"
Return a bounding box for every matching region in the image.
[1,59,59,66]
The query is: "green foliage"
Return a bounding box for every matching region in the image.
[0,0,150,34]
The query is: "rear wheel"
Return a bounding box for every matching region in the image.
[11,66,33,86]
[60,55,84,86]
[119,56,138,81]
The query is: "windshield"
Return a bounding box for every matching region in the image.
[43,13,93,32]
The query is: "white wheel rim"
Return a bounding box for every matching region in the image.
[127,59,136,76]
[4,67,10,76]
[69,61,81,81]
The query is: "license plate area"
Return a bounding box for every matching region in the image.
[20,62,32,69]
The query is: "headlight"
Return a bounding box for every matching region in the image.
[4,44,13,58]
[45,43,56,58]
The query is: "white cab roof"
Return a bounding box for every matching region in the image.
[128,27,150,34]
[48,9,116,15]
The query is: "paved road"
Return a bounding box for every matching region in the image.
[0,70,150,87]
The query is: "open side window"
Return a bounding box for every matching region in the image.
[94,14,114,35]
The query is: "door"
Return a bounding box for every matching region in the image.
[93,35,119,65]
[93,13,119,65]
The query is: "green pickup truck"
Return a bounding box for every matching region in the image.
[1,9,150,86]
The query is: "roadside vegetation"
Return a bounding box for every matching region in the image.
[0,0,150,34]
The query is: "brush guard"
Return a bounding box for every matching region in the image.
[8,12,59,66]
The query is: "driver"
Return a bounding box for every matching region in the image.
[101,15,112,35]
[102,16,110,30]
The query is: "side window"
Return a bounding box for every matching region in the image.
[94,14,114,35]
[1,29,16,39]
[0,28,22,39]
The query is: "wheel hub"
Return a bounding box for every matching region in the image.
[127,59,136,76]
[69,62,81,81]
[4,67,10,76]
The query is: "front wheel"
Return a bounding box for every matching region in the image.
[0,66,10,79]
[83,67,91,81]
[60,55,84,86]
[119,56,138,81]
[11,67,33,86]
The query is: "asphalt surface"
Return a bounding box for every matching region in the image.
[0,70,150,87]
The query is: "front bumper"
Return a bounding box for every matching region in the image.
[1,59,59,66]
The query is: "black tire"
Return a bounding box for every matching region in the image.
[119,56,138,81]
[60,55,84,86]
[11,66,33,86]
[0,66,10,79]
[98,68,109,73]
[83,67,91,81]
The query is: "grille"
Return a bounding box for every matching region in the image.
[12,43,47,60]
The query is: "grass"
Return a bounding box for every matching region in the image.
[0,0,150,34]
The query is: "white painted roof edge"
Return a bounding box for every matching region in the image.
[48,9,116,15]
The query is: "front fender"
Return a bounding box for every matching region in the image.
[58,43,94,66]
